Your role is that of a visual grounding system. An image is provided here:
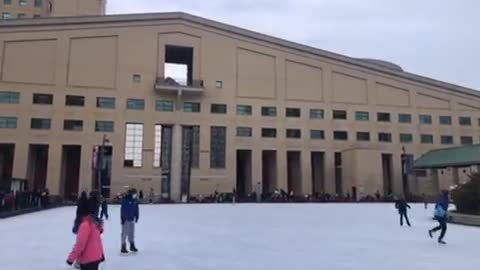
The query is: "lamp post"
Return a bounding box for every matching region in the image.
[97,134,109,196]
[401,146,410,199]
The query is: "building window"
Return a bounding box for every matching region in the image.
[31,118,51,130]
[398,113,412,123]
[2,12,12,19]
[33,14,40,18]
[4,0,12,5]
[126,99,145,110]
[439,116,452,125]
[0,116,17,129]
[355,111,369,121]
[415,170,427,177]
[33,93,53,105]
[333,131,348,140]
[19,0,28,6]
[420,134,433,144]
[460,136,473,145]
[261,106,277,117]
[155,100,174,112]
[124,123,143,167]
[64,120,83,131]
[237,127,252,137]
[310,130,324,140]
[419,115,432,125]
[459,116,471,126]
[191,126,200,168]
[310,109,324,119]
[440,135,454,145]
[286,129,301,139]
[333,110,347,120]
[164,45,193,86]
[95,121,114,132]
[236,105,252,116]
[153,125,162,168]
[17,13,26,18]
[132,74,141,83]
[399,133,413,143]
[183,102,200,113]
[378,132,392,142]
[377,112,391,122]
[210,126,226,168]
[286,108,301,118]
[0,91,20,104]
[96,97,115,109]
[211,104,227,114]
[65,95,85,107]
[262,128,277,138]
[34,0,41,7]
[356,132,370,141]
[215,81,223,89]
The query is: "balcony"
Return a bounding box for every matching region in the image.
[154,77,204,96]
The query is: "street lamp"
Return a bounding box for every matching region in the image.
[401,145,410,199]
[97,134,110,196]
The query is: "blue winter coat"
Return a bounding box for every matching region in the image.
[121,196,139,223]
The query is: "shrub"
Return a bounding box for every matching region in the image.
[451,172,480,214]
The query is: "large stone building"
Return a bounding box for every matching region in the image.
[1,0,106,19]
[0,11,479,201]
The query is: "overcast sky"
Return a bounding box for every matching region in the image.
[108,0,480,90]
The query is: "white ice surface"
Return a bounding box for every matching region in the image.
[0,203,479,270]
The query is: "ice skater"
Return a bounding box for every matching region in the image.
[121,189,140,254]
[428,190,449,244]
[422,193,428,209]
[395,197,411,226]
[99,198,108,220]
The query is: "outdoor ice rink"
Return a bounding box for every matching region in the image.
[0,203,479,270]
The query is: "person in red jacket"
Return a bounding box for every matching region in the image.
[67,196,105,270]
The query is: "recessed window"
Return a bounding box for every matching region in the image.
[215,80,223,89]
[398,113,412,123]
[236,127,252,137]
[440,136,454,145]
[65,95,85,107]
[132,74,141,83]
[153,125,163,168]
[95,121,114,132]
[183,102,200,113]
[4,0,12,5]
[378,132,392,142]
[33,93,53,105]
[333,131,348,140]
[286,108,301,118]
[333,110,347,120]
[310,130,324,140]
[419,115,432,125]
[460,136,473,145]
[164,45,193,86]
[355,111,369,121]
[237,105,252,116]
[377,112,391,122]
[210,126,226,168]
[0,91,20,104]
[310,109,324,119]
[286,129,301,139]
[155,99,174,112]
[459,116,471,126]
[2,12,12,19]
[262,128,277,138]
[19,0,28,6]
[261,106,277,117]
[439,116,452,125]
[33,14,40,18]
[34,0,41,7]
[211,104,227,114]
[96,97,115,109]
[0,116,17,129]
[124,123,143,167]
[420,134,433,144]
[399,133,413,143]
[126,99,145,110]
[31,118,51,130]
[17,13,26,18]
[64,120,83,131]
[356,132,370,142]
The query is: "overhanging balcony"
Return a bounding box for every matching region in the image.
[154,77,205,96]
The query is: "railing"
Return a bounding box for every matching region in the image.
[155,77,204,89]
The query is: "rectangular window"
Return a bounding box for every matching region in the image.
[286,129,301,139]
[33,14,40,18]
[4,0,12,5]
[95,121,114,132]
[377,112,391,122]
[261,106,277,117]
[355,111,369,121]
[236,127,252,137]
[153,125,162,168]
[2,12,12,19]
[31,118,51,130]
[64,120,83,131]
[17,13,26,18]
[310,130,324,140]
[215,81,223,89]
[126,99,144,110]
[33,93,53,105]
[378,132,392,142]
[191,126,200,168]
[236,105,252,116]
[124,123,143,167]
[415,170,427,177]
[0,116,17,129]
[19,0,28,6]
[399,133,413,143]
[441,135,454,145]
[210,126,226,168]
[211,104,227,114]
[96,97,115,109]
[459,116,471,126]
[0,91,19,104]
[310,109,324,119]
[419,115,432,125]
[334,131,348,140]
[356,132,370,141]
[34,0,41,7]
[439,116,451,125]
[420,134,433,144]
[398,113,412,123]
[155,100,174,112]
[183,102,200,113]
[132,74,141,83]
[460,136,473,145]
[65,95,85,107]
[262,128,277,138]
[286,108,301,117]
[333,110,347,120]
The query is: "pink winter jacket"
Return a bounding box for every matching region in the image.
[67,216,105,265]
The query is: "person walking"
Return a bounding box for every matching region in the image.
[429,190,449,244]
[255,182,262,203]
[395,197,411,226]
[99,198,108,220]
[422,193,428,209]
[121,189,139,254]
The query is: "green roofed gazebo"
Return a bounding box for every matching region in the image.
[414,144,480,169]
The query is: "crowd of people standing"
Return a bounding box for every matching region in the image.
[0,189,50,212]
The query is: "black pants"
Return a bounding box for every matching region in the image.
[400,211,411,226]
[100,208,108,220]
[431,217,447,240]
[80,262,99,270]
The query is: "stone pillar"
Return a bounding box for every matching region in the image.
[78,144,93,193]
[301,150,312,195]
[251,149,262,194]
[276,150,288,191]
[170,124,182,202]
[12,142,28,179]
[324,151,336,194]
[46,143,62,195]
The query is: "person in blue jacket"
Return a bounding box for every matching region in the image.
[428,190,449,244]
[121,188,139,254]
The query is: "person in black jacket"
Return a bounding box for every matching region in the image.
[395,197,411,226]
[99,198,108,220]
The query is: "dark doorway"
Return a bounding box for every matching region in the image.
[160,125,173,199]
[61,145,81,199]
[335,152,343,196]
[98,146,112,198]
[0,144,14,185]
[382,153,393,196]
[287,151,302,196]
[311,152,325,195]
[262,150,277,193]
[27,144,49,191]
[236,150,252,198]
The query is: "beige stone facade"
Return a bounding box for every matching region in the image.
[0,13,480,201]
[0,0,105,19]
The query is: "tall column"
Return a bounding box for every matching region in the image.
[46,143,62,195]
[170,124,182,202]
[78,144,93,193]
[276,150,288,191]
[324,151,336,194]
[252,149,262,194]
[12,142,29,179]
[301,150,312,195]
